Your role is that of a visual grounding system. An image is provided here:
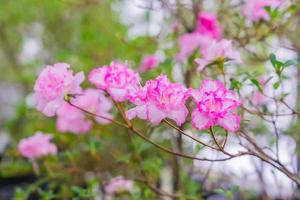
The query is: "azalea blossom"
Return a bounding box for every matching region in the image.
[191,80,241,132]
[195,12,221,39]
[138,55,159,73]
[105,176,133,194]
[34,63,84,117]
[241,0,282,22]
[89,62,141,102]
[176,11,221,62]
[74,89,113,124]
[56,89,113,134]
[56,102,92,134]
[126,75,190,126]
[176,32,213,62]
[195,39,241,71]
[18,132,57,160]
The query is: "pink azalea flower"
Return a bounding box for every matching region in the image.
[105,176,133,194]
[56,89,113,134]
[18,132,57,160]
[241,0,282,22]
[56,102,92,134]
[34,63,84,117]
[195,12,221,39]
[195,39,241,71]
[126,75,190,126]
[89,62,141,102]
[191,80,241,132]
[176,32,213,62]
[138,55,159,73]
[74,89,113,124]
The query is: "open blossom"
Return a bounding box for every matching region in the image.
[241,0,282,22]
[74,89,113,124]
[176,33,213,62]
[191,80,241,132]
[89,62,141,102]
[195,39,241,71]
[34,63,84,117]
[56,89,113,134]
[18,132,57,160]
[138,55,159,73]
[176,11,221,62]
[56,102,92,134]
[105,176,133,194]
[126,75,190,126]
[195,12,221,39]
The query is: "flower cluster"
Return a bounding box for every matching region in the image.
[89,62,141,102]
[195,39,241,71]
[33,63,113,134]
[125,77,241,131]
[126,75,190,126]
[18,132,57,160]
[191,80,241,132]
[175,11,241,71]
[33,62,242,132]
[241,0,282,22]
[176,33,212,62]
[105,176,134,195]
[177,11,221,62]
[57,89,113,134]
[34,63,84,117]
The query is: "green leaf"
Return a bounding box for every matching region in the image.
[283,60,297,67]
[273,81,280,89]
[250,78,263,92]
[281,92,290,99]
[230,78,242,90]
[269,53,277,68]
[287,4,297,13]
[215,188,226,196]
[264,6,272,14]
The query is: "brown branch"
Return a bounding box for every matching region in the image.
[163,119,219,150]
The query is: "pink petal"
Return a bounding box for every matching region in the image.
[74,71,85,85]
[199,79,223,95]
[168,106,188,126]
[125,105,147,120]
[147,104,167,125]
[217,112,240,132]
[108,88,127,102]
[191,89,202,101]
[53,62,70,69]
[191,109,214,130]
[88,68,107,89]
[42,99,62,117]
[195,58,209,71]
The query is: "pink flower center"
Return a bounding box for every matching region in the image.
[200,18,214,31]
[105,71,126,87]
[197,91,226,119]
